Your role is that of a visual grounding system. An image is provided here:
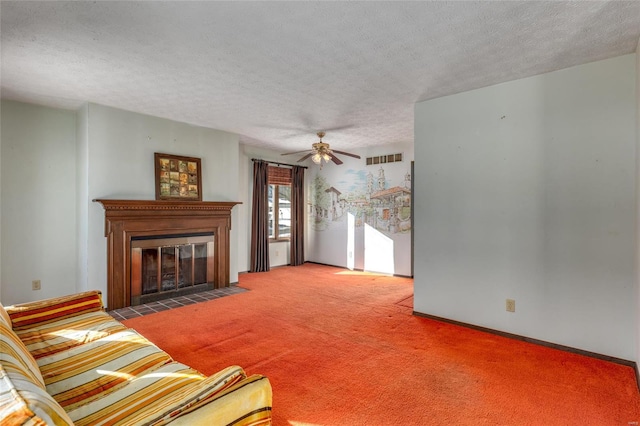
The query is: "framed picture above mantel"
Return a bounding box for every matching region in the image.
[154,152,202,201]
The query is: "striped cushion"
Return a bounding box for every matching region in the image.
[0,303,11,327]
[7,290,105,330]
[66,363,247,426]
[0,321,44,388]
[38,329,173,411]
[144,366,250,426]
[12,310,127,360]
[0,356,73,425]
[169,374,273,426]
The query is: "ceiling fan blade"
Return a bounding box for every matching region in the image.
[257,124,310,133]
[298,153,314,162]
[332,150,361,159]
[323,124,355,133]
[328,152,343,165]
[282,150,311,156]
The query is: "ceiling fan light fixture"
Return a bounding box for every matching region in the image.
[281,131,359,166]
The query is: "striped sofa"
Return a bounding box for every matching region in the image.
[0,291,272,425]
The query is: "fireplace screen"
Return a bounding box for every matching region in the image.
[131,234,214,304]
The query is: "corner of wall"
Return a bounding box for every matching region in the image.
[635,37,640,386]
[0,100,3,302]
[76,103,90,293]
[233,144,250,275]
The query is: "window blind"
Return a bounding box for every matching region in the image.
[268,166,292,185]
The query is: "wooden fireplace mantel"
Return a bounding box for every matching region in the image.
[94,199,241,310]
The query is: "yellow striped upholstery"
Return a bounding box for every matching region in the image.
[12,310,127,360]
[38,329,173,411]
[1,323,74,425]
[66,363,247,425]
[0,321,44,389]
[170,374,273,426]
[3,291,273,425]
[7,291,105,330]
[0,303,11,327]
[0,363,74,425]
[6,291,126,361]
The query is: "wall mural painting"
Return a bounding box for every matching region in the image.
[309,166,412,234]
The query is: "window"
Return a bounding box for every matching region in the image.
[267,166,292,241]
[269,184,291,240]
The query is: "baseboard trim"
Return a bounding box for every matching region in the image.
[413,311,640,392]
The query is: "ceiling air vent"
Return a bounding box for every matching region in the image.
[366,153,403,166]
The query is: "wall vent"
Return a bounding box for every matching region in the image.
[366,153,403,166]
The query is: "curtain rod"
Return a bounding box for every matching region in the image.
[251,158,307,169]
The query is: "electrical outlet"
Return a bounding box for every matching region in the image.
[506,298,515,313]
[32,280,41,291]
[275,250,280,257]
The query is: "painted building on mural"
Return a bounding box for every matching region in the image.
[310,165,412,235]
[325,186,343,221]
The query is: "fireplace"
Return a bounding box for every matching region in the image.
[95,199,240,310]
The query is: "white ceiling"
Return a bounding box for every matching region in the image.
[2,1,640,153]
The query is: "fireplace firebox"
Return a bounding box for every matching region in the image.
[131,234,215,305]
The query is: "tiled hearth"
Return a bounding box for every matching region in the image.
[108,286,247,321]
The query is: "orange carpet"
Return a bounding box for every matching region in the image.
[123,263,640,425]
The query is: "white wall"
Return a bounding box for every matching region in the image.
[237,145,250,272]
[1,100,78,304]
[415,54,636,360]
[85,104,241,303]
[77,104,89,295]
[306,142,414,276]
[635,38,640,378]
[0,102,3,301]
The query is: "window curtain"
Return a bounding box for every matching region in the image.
[250,161,270,272]
[290,165,305,266]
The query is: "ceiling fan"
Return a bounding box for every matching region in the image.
[281,132,361,166]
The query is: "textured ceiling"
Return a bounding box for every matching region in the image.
[2,1,640,153]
